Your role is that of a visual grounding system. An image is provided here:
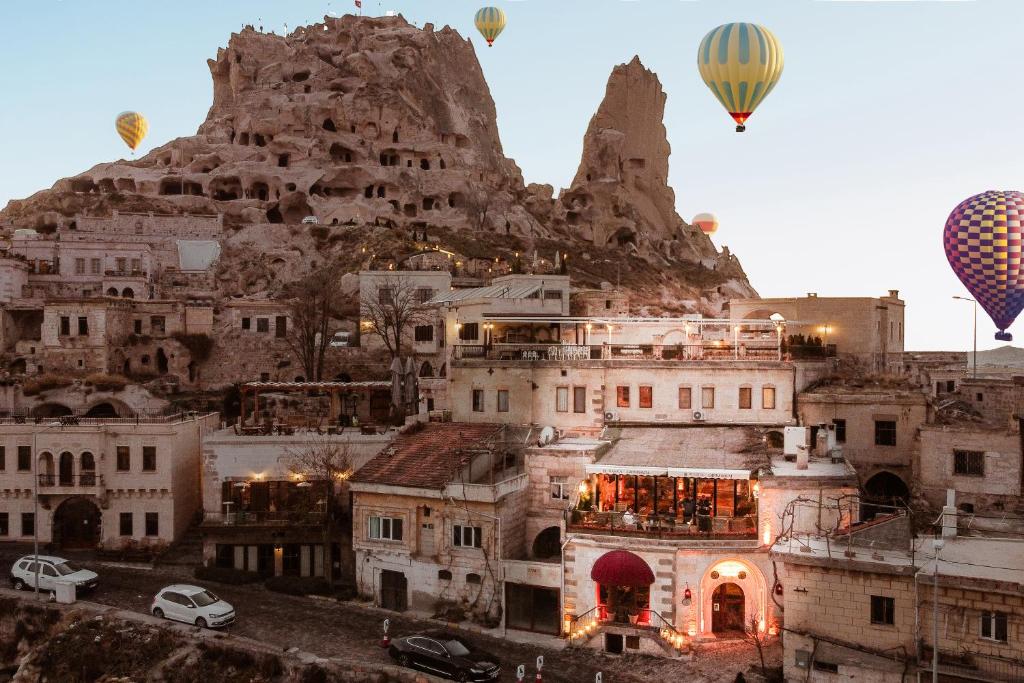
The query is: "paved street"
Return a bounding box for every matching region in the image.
[1,544,773,682]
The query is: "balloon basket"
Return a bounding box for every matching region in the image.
[996,331,1013,342]
[735,125,746,133]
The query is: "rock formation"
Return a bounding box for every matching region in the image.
[0,14,755,312]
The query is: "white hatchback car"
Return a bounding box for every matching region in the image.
[9,555,98,594]
[151,584,235,629]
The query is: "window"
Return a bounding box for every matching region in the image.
[119,512,133,536]
[275,316,287,338]
[556,387,569,412]
[59,316,70,336]
[21,513,34,537]
[17,446,30,471]
[90,258,101,274]
[438,569,452,580]
[573,387,587,413]
[131,258,141,272]
[142,446,156,472]
[544,290,563,300]
[241,317,251,330]
[414,325,434,342]
[616,386,630,408]
[980,611,1008,642]
[874,420,897,446]
[762,386,777,410]
[256,318,270,333]
[550,476,569,500]
[954,449,984,476]
[472,389,484,412]
[0,513,7,536]
[976,392,984,402]
[377,288,394,306]
[870,595,895,625]
[116,446,130,471]
[368,515,403,541]
[145,512,159,536]
[458,322,479,341]
[702,386,715,409]
[466,573,482,584]
[739,386,752,410]
[133,319,142,334]
[812,661,839,674]
[639,386,653,409]
[78,316,89,335]
[0,446,4,471]
[415,288,435,303]
[497,389,509,413]
[74,258,85,274]
[116,257,127,272]
[453,525,483,548]
[833,419,847,443]
[678,387,692,410]
[150,316,165,334]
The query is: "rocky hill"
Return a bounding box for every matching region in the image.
[0,13,755,314]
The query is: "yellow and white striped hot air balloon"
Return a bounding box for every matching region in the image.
[693,212,719,236]
[697,23,783,132]
[474,6,506,47]
[115,111,149,152]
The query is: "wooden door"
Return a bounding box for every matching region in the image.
[711,582,745,633]
[380,570,408,612]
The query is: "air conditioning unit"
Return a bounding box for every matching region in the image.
[604,411,618,422]
[692,411,705,421]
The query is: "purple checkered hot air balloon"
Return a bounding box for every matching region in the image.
[943,190,1024,341]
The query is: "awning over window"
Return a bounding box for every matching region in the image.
[590,550,655,587]
[585,464,751,480]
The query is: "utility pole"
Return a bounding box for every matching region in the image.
[952,296,977,378]
[932,538,944,683]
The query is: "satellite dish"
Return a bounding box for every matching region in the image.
[538,426,556,446]
[769,313,785,322]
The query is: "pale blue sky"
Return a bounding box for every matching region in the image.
[1,0,1019,351]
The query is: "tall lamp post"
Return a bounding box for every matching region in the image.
[932,538,945,683]
[952,296,977,379]
[32,420,64,600]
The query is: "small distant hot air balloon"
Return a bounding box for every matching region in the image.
[944,190,1024,341]
[474,6,506,47]
[697,23,784,132]
[115,111,149,152]
[693,213,719,236]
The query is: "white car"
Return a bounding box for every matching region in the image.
[9,555,99,594]
[301,215,319,224]
[151,584,235,629]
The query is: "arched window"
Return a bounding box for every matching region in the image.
[438,569,452,581]
[122,287,135,299]
[466,573,481,585]
[106,287,119,296]
[59,451,74,486]
[419,362,433,378]
[80,452,96,485]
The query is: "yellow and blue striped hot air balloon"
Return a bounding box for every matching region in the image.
[697,23,784,132]
[115,111,149,152]
[474,6,506,47]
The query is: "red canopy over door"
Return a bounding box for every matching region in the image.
[590,550,655,587]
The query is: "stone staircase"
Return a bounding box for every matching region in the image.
[155,519,204,568]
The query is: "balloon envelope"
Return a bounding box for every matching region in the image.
[943,190,1024,339]
[693,212,719,236]
[697,23,783,131]
[474,6,506,47]
[115,111,149,151]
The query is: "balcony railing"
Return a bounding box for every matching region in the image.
[202,510,327,526]
[453,343,781,362]
[567,510,758,541]
[38,473,100,487]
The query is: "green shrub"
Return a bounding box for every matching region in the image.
[21,373,74,396]
[265,576,332,597]
[193,566,262,585]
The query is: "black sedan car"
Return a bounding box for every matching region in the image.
[388,631,500,681]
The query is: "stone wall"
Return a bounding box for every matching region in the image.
[918,425,1022,513]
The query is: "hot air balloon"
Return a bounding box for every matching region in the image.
[115,111,149,152]
[943,190,1024,341]
[693,213,719,236]
[474,6,506,47]
[697,23,784,132]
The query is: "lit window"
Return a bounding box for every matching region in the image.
[678,387,692,410]
[739,386,752,410]
[368,515,403,541]
[616,386,630,408]
[639,386,653,409]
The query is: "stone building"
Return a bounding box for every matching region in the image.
[0,412,219,550]
[349,423,530,621]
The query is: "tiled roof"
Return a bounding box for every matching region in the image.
[350,423,505,489]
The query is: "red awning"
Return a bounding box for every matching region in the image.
[590,550,655,587]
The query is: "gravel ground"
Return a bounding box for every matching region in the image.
[1,544,778,682]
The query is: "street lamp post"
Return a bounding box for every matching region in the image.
[932,538,944,683]
[952,296,977,378]
[32,421,63,601]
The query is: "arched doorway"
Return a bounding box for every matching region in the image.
[532,527,561,560]
[122,287,135,298]
[31,403,72,418]
[53,498,101,549]
[711,583,745,634]
[58,452,74,486]
[862,471,910,519]
[84,402,118,418]
[156,348,168,374]
[591,550,654,627]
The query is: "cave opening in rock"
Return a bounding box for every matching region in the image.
[364,186,374,199]
[423,197,435,211]
[253,134,266,147]
[278,154,290,168]
[210,177,242,201]
[403,204,417,217]
[439,159,446,170]
[329,143,354,162]
[420,159,430,170]
[392,129,399,143]
[266,206,284,224]
[115,178,136,192]
[250,182,270,201]
[183,181,204,196]
[159,179,183,196]
[609,228,637,248]
[285,183,297,192]
[98,178,116,193]
[292,71,310,82]
[239,132,250,146]
[376,186,386,198]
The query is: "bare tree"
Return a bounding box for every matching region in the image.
[283,264,345,381]
[467,190,492,232]
[743,613,772,681]
[361,274,431,359]
[285,439,353,584]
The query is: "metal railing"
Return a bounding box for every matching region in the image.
[38,473,100,487]
[452,343,781,362]
[202,510,327,526]
[0,411,215,426]
[567,510,759,540]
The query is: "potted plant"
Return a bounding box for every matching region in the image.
[628,606,640,626]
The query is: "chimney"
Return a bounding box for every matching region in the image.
[796,444,809,470]
[887,289,900,299]
[941,488,958,539]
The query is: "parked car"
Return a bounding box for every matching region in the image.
[329,330,353,348]
[151,584,235,629]
[301,215,319,224]
[9,555,98,594]
[388,631,500,682]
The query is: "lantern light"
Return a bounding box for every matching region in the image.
[683,585,692,601]
[775,582,784,596]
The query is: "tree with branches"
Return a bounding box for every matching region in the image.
[361,273,432,359]
[283,263,345,381]
[285,438,353,584]
[743,613,772,681]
